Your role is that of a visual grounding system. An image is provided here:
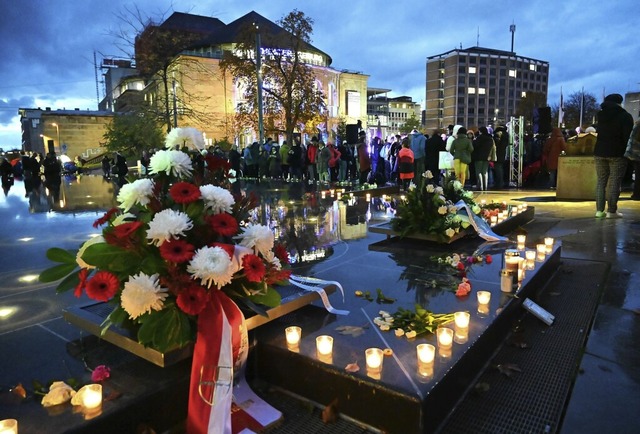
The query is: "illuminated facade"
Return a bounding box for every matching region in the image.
[425,47,549,130]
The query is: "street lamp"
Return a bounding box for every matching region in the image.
[51,123,60,153]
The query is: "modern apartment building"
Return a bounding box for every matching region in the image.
[425,47,549,131]
[366,89,421,139]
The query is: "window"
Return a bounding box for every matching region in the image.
[469,66,477,74]
[521,91,527,98]
[529,64,536,71]
[509,69,517,78]
[469,88,476,94]
[459,66,466,74]
[478,88,486,95]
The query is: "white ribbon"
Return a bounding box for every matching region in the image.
[289,274,350,315]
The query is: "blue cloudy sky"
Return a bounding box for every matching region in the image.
[1,0,638,148]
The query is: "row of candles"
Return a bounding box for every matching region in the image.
[285,308,479,379]
[0,384,103,433]
[319,189,387,204]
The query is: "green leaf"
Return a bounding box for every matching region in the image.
[83,243,138,273]
[247,286,281,308]
[55,270,81,294]
[137,306,192,352]
[39,263,78,283]
[46,247,78,264]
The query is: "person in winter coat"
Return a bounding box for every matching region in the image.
[307,137,319,183]
[268,143,281,178]
[425,130,446,185]
[316,141,331,183]
[327,142,341,182]
[337,140,350,182]
[279,141,290,179]
[449,127,474,186]
[594,93,634,218]
[473,127,495,191]
[492,126,509,189]
[409,129,426,176]
[356,133,371,185]
[542,127,566,189]
[397,138,415,190]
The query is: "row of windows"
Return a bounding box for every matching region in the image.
[461,66,546,80]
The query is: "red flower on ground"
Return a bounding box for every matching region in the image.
[455,279,472,297]
[274,244,290,265]
[93,208,119,228]
[208,213,239,237]
[159,238,195,263]
[85,271,120,302]
[74,268,88,298]
[242,254,266,282]
[169,182,201,204]
[177,284,209,316]
[91,365,111,382]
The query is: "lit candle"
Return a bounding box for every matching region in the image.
[504,249,521,271]
[544,237,554,254]
[536,243,546,259]
[336,192,342,200]
[517,267,525,282]
[0,419,17,434]
[477,290,491,305]
[330,189,335,197]
[366,193,371,202]
[416,343,435,364]
[525,249,536,261]
[517,204,523,211]
[511,209,519,216]
[522,202,528,209]
[81,384,102,409]
[480,199,486,205]
[285,326,301,347]
[316,335,333,356]
[490,216,498,226]
[526,258,536,270]
[517,234,526,245]
[436,327,454,349]
[321,191,326,199]
[477,303,490,316]
[365,348,384,373]
[454,311,470,328]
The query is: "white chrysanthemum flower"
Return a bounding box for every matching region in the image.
[113,212,136,226]
[236,224,274,257]
[453,180,463,190]
[200,184,235,214]
[117,178,155,212]
[165,127,205,150]
[146,209,193,246]
[424,170,434,179]
[438,206,448,215]
[149,149,193,178]
[76,235,105,269]
[263,250,282,270]
[434,186,444,195]
[445,228,456,238]
[426,184,435,193]
[121,273,169,320]
[187,246,235,288]
[448,205,458,214]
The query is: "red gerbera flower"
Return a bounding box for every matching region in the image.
[266,268,292,285]
[208,213,239,237]
[242,254,266,282]
[176,284,209,315]
[113,221,143,239]
[93,207,119,228]
[159,238,195,263]
[274,244,290,265]
[85,271,120,302]
[74,268,89,298]
[169,182,201,204]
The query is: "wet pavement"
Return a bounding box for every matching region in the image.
[0,174,639,433]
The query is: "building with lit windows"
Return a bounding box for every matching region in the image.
[366,89,421,139]
[425,47,549,130]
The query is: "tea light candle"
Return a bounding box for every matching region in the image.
[365,348,384,373]
[477,290,491,305]
[522,202,528,209]
[285,326,301,346]
[0,419,17,434]
[330,189,335,197]
[525,258,536,270]
[416,343,436,364]
[517,204,523,211]
[82,384,102,409]
[436,327,454,349]
[321,191,326,199]
[544,237,554,253]
[316,335,333,356]
[454,311,470,328]
[490,216,498,226]
[525,249,536,261]
[366,193,371,202]
[517,234,526,245]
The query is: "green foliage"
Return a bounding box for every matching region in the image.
[391,304,457,336]
[136,303,194,352]
[103,112,164,155]
[399,112,422,134]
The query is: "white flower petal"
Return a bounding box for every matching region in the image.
[146,209,193,246]
[121,273,169,320]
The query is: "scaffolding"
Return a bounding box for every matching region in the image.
[508,116,524,188]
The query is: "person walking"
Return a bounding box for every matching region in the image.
[449,127,474,186]
[542,127,566,189]
[594,93,634,218]
[473,127,495,191]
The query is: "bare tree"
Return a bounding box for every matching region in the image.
[220,10,326,146]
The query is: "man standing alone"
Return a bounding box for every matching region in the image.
[594,93,634,218]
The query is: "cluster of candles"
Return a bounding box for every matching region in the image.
[320,188,347,200]
[486,203,528,226]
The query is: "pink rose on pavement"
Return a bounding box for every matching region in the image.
[91,365,111,382]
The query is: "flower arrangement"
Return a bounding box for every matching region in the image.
[39,129,291,353]
[391,171,481,241]
[431,252,493,297]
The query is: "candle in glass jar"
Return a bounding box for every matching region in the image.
[517,234,526,245]
[477,290,491,305]
[365,348,384,372]
[525,249,536,261]
[0,419,17,434]
[536,244,546,256]
[81,384,102,409]
[366,193,371,202]
[416,343,435,364]
[321,191,326,199]
[436,327,454,349]
[454,311,470,328]
[504,249,521,271]
[285,326,301,346]
[490,216,498,226]
[544,237,554,253]
[316,335,333,356]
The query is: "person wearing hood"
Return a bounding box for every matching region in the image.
[449,126,474,186]
[593,93,634,218]
[473,127,495,191]
[409,129,426,176]
[542,127,567,189]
